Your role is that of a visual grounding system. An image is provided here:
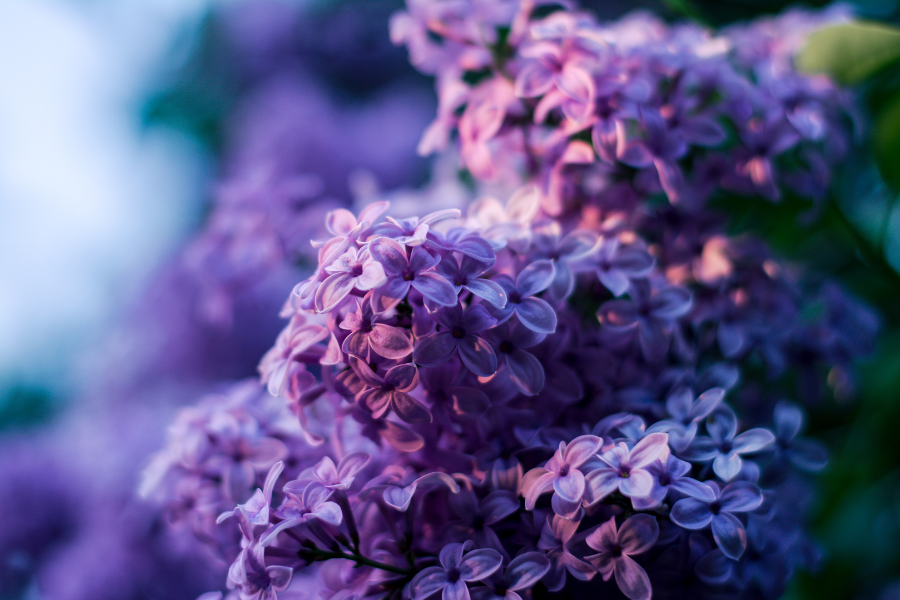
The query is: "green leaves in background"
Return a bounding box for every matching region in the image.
[798,20,900,192]
[797,21,900,84]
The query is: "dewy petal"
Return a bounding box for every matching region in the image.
[392,392,434,424]
[507,349,545,396]
[617,514,659,555]
[618,469,653,498]
[459,549,504,581]
[413,272,460,306]
[465,278,508,309]
[411,566,450,600]
[443,580,470,600]
[458,336,498,377]
[369,324,414,359]
[552,470,586,504]
[628,433,669,468]
[315,273,356,312]
[669,498,713,530]
[710,512,747,560]
[583,469,620,506]
[718,481,763,513]
[414,332,459,366]
[613,556,652,600]
[516,297,558,334]
[516,260,556,297]
[370,237,410,275]
[731,428,776,454]
[506,552,551,591]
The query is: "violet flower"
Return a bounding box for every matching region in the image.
[368,237,458,312]
[524,435,602,518]
[340,296,413,360]
[448,490,520,554]
[436,254,508,309]
[482,319,546,395]
[537,514,596,591]
[487,260,558,334]
[470,552,551,600]
[630,455,716,510]
[410,541,503,600]
[670,480,763,559]
[414,304,498,376]
[617,108,687,202]
[593,239,655,297]
[352,359,432,425]
[583,433,670,505]
[585,514,659,600]
[680,406,775,480]
[315,245,386,312]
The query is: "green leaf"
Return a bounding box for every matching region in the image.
[796,21,900,84]
[874,91,900,192]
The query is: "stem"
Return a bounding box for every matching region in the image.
[299,548,412,576]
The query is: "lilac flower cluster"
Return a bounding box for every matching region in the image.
[394,0,856,212]
[143,3,879,600]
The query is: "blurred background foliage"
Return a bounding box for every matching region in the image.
[3,0,900,598]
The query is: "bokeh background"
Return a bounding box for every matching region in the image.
[2,0,900,598]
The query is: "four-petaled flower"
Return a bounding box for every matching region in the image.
[410,541,504,600]
[585,514,659,600]
[340,296,413,360]
[524,435,602,518]
[368,237,458,312]
[669,480,763,559]
[414,304,499,376]
[315,245,386,312]
[584,433,670,505]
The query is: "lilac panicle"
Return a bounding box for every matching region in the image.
[144,3,877,600]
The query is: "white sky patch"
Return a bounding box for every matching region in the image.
[0,0,212,392]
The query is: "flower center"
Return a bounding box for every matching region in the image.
[446,568,461,583]
[499,341,514,354]
[452,327,466,339]
[403,271,415,281]
[709,501,721,515]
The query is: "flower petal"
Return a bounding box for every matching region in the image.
[458,336,498,377]
[370,324,414,359]
[392,392,433,424]
[413,272,460,307]
[459,549,504,581]
[669,498,713,530]
[507,349,545,396]
[411,566,450,600]
[506,552,551,591]
[718,481,763,513]
[515,297,558,334]
[465,279,508,309]
[414,332,458,366]
[516,260,556,297]
[731,428,775,454]
[613,556,652,600]
[711,512,747,560]
[617,514,659,555]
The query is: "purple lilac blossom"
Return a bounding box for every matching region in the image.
[138,3,881,600]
